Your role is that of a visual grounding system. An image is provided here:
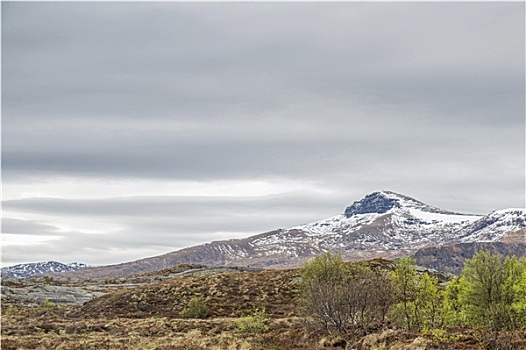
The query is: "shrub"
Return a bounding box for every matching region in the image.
[41,299,54,309]
[442,276,465,326]
[179,297,209,319]
[299,252,394,338]
[4,304,18,316]
[235,308,269,334]
[512,269,526,325]
[389,257,442,331]
[458,251,526,335]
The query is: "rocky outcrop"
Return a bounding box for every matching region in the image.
[1,283,105,306]
[344,191,403,216]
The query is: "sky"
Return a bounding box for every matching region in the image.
[2,2,525,267]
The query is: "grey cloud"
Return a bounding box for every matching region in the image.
[3,193,346,227]
[3,123,523,209]
[2,218,60,236]
[4,3,523,123]
[2,193,347,265]
[3,233,174,266]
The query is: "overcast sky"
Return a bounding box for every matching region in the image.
[2,2,524,267]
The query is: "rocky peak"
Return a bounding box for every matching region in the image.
[344,191,403,217]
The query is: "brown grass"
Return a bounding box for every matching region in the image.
[80,269,300,319]
[3,265,526,350]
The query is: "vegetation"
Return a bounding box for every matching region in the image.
[2,252,526,349]
[389,257,442,331]
[299,251,526,348]
[235,308,269,334]
[455,252,526,345]
[299,252,393,338]
[41,298,55,309]
[179,296,209,319]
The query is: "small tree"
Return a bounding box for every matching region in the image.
[352,265,394,331]
[512,269,526,326]
[300,252,351,335]
[503,256,526,329]
[458,251,526,343]
[415,272,442,330]
[299,252,393,338]
[389,257,442,331]
[390,257,418,330]
[442,276,465,326]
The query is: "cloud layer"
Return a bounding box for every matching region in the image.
[2,2,524,266]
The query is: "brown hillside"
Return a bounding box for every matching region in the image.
[81,268,300,319]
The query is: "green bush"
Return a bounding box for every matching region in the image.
[179,297,209,319]
[299,252,394,338]
[389,257,443,331]
[458,251,526,333]
[235,308,269,334]
[442,276,465,326]
[4,304,18,316]
[41,299,55,309]
[512,269,526,325]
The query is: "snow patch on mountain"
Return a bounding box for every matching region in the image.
[407,209,480,224]
[458,208,526,242]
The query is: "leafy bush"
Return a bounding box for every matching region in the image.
[442,276,465,326]
[512,269,526,325]
[299,252,394,338]
[4,304,19,316]
[389,257,442,331]
[41,299,55,309]
[179,297,209,319]
[458,252,526,333]
[422,327,460,343]
[235,308,269,334]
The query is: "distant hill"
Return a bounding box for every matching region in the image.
[1,261,89,278]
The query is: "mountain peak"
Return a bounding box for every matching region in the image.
[343,191,416,217]
[343,191,439,218]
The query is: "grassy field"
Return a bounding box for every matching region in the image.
[2,265,525,349]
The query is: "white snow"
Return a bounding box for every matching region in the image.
[291,213,381,237]
[407,208,481,224]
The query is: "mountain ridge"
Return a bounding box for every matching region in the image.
[12,191,526,279]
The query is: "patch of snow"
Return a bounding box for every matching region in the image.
[407,208,481,224]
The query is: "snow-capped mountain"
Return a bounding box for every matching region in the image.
[54,191,525,280]
[455,208,525,242]
[1,261,89,278]
[274,191,483,251]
